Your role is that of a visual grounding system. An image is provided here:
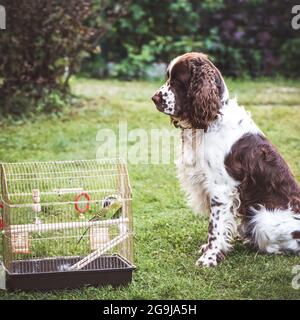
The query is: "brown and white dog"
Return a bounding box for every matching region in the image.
[152,52,300,267]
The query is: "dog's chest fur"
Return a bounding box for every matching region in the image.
[176,99,260,215]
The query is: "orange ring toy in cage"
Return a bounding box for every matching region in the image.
[74,192,91,214]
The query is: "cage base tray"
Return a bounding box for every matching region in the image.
[5,255,135,291]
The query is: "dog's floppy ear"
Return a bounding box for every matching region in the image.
[188,57,223,131]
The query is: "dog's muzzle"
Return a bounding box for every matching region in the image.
[151,92,164,112]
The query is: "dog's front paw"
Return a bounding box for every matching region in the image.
[198,243,211,254]
[195,249,225,268]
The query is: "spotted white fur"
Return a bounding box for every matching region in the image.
[154,57,182,115]
[177,96,263,266]
[156,82,176,115]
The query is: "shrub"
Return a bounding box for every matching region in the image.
[82,0,201,79]
[0,0,130,116]
[280,39,300,78]
[83,0,300,79]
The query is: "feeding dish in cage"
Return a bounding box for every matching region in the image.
[11,232,30,254]
[90,226,110,250]
[0,159,134,291]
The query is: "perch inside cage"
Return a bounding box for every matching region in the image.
[0,159,134,291]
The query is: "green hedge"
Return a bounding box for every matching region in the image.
[0,0,130,117]
[82,0,300,79]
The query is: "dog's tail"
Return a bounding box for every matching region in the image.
[248,206,300,254]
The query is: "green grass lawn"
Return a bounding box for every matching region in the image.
[0,77,300,300]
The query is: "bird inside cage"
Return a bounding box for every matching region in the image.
[77,195,122,245]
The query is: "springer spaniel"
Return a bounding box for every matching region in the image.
[152,52,300,267]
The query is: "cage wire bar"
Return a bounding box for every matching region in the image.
[0,159,133,285]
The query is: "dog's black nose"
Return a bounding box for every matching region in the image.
[151,94,161,105]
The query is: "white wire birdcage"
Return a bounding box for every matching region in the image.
[0,159,134,290]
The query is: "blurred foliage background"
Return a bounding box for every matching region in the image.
[84,0,300,79]
[0,0,299,117]
[0,0,130,116]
